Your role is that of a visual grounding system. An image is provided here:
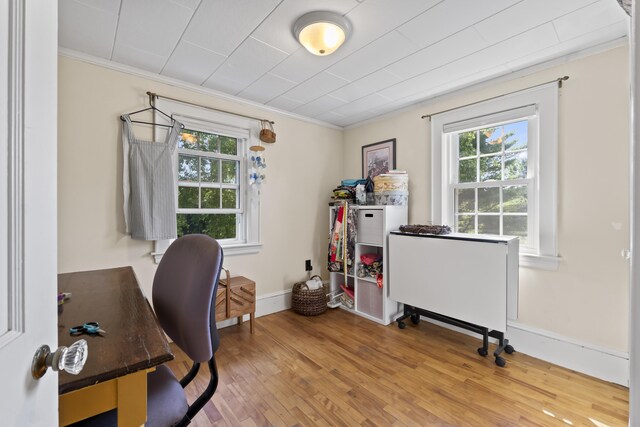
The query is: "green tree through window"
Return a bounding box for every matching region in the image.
[453,120,529,243]
[176,128,241,240]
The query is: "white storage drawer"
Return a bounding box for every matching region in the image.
[358,209,383,245]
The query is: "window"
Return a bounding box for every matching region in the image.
[453,118,531,244]
[177,128,242,241]
[152,100,261,262]
[431,83,559,270]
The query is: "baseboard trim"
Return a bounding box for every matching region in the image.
[507,321,629,386]
[216,293,630,386]
[216,289,292,329]
[418,316,629,386]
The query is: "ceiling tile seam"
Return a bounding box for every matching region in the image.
[377,12,604,100]
[344,37,628,129]
[550,21,561,43]
[248,36,290,56]
[528,0,602,44]
[314,19,568,117]
[109,0,124,60]
[395,0,445,30]
[264,1,454,107]
[267,0,530,113]
[198,0,286,92]
[273,24,490,115]
[215,38,302,97]
[344,2,363,16]
[292,93,350,114]
[58,47,344,130]
[159,0,203,76]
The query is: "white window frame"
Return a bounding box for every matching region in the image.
[151,99,262,262]
[431,83,560,270]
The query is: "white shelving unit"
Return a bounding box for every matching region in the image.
[328,205,408,325]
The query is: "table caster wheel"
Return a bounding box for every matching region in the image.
[495,356,506,367]
[477,347,488,357]
[504,345,515,354]
[398,321,406,329]
[410,314,420,325]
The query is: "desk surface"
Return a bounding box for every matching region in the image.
[58,267,173,394]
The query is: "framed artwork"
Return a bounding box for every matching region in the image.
[362,138,396,179]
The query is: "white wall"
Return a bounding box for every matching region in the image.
[343,46,630,352]
[57,55,343,300]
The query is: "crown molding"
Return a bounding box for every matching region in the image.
[58,47,343,131]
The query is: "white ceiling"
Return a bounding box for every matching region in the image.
[59,0,629,127]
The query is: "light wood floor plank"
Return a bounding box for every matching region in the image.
[169,309,628,426]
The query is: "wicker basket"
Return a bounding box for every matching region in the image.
[292,275,327,316]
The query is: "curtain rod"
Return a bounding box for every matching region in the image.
[420,76,569,121]
[146,91,275,125]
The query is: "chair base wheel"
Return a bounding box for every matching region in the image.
[397,321,406,329]
[477,347,488,357]
[504,344,515,354]
[495,356,506,367]
[410,314,420,325]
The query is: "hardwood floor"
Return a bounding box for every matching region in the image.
[167,309,629,426]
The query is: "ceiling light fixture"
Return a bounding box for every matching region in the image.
[293,11,351,56]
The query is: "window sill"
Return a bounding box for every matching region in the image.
[520,253,562,271]
[151,242,262,264]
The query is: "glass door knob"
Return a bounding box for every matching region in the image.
[31,339,88,379]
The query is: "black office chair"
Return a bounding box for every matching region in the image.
[72,234,224,426]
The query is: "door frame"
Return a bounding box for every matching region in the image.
[630,0,639,424]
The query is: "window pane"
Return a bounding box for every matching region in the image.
[456,188,475,213]
[201,188,220,209]
[457,215,475,234]
[222,189,237,209]
[220,136,238,155]
[504,215,528,244]
[478,187,500,212]
[179,130,198,150]
[200,158,219,183]
[459,158,476,183]
[458,131,476,158]
[504,120,528,151]
[478,215,499,235]
[198,132,219,153]
[503,185,527,213]
[178,155,198,181]
[479,127,502,155]
[504,151,527,180]
[479,154,501,181]
[178,186,199,208]
[177,213,237,240]
[221,160,238,184]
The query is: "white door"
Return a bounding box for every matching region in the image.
[0,1,59,425]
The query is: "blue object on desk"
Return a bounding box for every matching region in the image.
[70,321,106,336]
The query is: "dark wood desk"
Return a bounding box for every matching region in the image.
[58,267,173,426]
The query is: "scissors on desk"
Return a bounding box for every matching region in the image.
[70,321,107,337]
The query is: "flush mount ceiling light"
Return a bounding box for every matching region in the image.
[293,11,351,56]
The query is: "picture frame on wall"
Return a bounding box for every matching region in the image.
[362,138,396,179]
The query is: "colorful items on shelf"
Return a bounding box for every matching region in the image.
[357,252,383,287]
[330,178,367,205]
[328,204,356,275]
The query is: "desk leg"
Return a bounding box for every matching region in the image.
[250,312,254,334]
[59,381,117,426]
[117,369,149,427]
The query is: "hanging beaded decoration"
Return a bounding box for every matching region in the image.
[249,145,266,187]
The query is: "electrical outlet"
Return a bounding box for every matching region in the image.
[305,259,312,272]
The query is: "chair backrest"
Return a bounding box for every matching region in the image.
[152,234,223,362]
